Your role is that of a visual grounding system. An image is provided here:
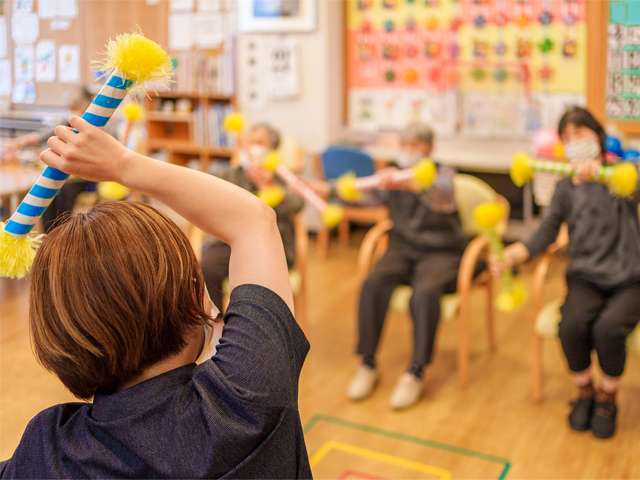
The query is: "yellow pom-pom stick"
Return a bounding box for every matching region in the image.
[473,201,527,313]
[93,29,173,97]
[412,158,437,189]
[0,29,172,279]
[223,112,246,134]
[97,182,131,200]
[510,152,533,187]
[606,162,639,198]
[336,158,437,202]
[120,101,146,147]
[321,204,345,229]
[336,172,364,203]
[121,101,146,122]
[257,185,286,208]
[0,222,44,279]
[510,152,639,198]
[260,151,344,227]
[474,201,507,230]
[262,150,282,172]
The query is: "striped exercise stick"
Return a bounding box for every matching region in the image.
[510,152,639,197]
[3,70,132,239]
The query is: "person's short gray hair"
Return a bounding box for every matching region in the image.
[62,86,93,110]
[402,122,434,145]
[251,123,281,150]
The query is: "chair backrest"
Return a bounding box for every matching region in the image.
[278,133,305,173]
[320,146,376,180]
[453,174,504,237]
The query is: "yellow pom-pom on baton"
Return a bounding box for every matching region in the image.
[0,29,173,279]
[0,223,44,279]
[121,102,146,122]
[473,201,507,230]
[473,201,527,313]
[262,150,282,172]
[223,112,245,133]
[413,158,437,190]
[321,204,345,228]
[98,182,131,200]
[94,29,173,96]
[336,172,364,202]
[609,162,639,198]
[257,185,286,208]
[510,152,533,187]
[496,280,527,313]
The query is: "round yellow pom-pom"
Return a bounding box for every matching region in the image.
[98,182,131,200]
[510,151,533,187]
[336,172,363,202]
[122,102,145,122]
[262,151,282,172]
[95,30,173,96]
[609,162,639,198]
[321,204,344,228]
[412,158,437,190]
[552,142,565,160]
[0,223,44,279]
[496,280,527,313]
[473,201,507,230]
[223,112,245,133]
[257,185,285,208]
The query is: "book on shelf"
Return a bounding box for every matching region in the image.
[171,44,235,96]
[193,103,237,149]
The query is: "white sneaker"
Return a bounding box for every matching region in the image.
[389,372,423,410]
[347,365,379,401]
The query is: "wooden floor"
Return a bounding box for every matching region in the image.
[2,234,640,478]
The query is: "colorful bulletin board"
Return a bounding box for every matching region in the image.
[606,1,640,122]
[346,0,587,138]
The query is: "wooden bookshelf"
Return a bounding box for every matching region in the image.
[145,93,236,172]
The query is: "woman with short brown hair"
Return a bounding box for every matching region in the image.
[1,116,312,479]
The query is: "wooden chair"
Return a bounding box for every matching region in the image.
[357,174,510,387]
[530,225,640,401]
[315,146,389,259]
[188,212,309,329]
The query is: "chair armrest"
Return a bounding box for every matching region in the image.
[456,235,489,297]
[531,224,568,323]
[357,219,394,282]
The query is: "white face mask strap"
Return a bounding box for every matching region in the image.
[203,284,220,347]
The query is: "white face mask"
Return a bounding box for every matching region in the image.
[239,145,269,169]
[563,137,601,161]
[396,151,424,169]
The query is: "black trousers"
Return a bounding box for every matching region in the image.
[42,181,91,233]
[200,243,232,312]
[559,276,640,377]
[357,246,462,366]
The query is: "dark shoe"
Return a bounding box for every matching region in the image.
[568,383,595,432]
[591,391,617,439]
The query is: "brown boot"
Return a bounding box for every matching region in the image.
[591,390,617,439]
[568,382,595,432]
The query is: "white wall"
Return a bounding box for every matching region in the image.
[238,0,345,154]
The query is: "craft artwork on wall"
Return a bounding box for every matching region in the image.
[238,0,317,32]
[346,0,587,136]
[606,0,640,121]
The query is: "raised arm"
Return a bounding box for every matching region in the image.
[41,116,294,312]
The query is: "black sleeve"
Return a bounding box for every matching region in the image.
[524,179,569,258]
[197,285,309,407]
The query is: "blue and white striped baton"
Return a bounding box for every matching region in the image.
[4,69,133,239]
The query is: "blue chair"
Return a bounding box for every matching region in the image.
[315,146,388,259]
[320,146,376,180]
